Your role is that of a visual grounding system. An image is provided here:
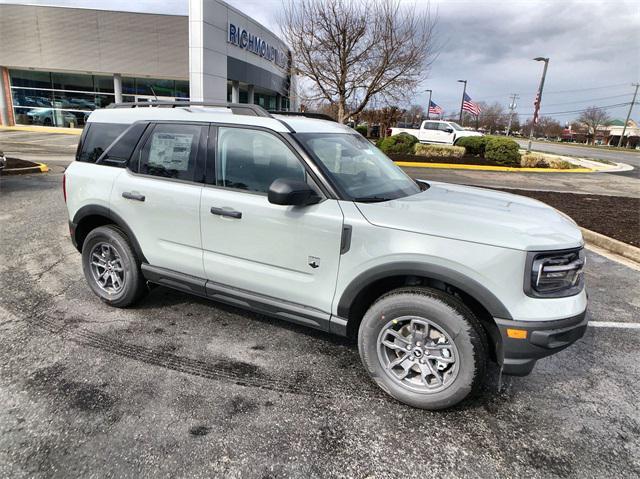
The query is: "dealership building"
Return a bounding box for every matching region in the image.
[0,0,295,128]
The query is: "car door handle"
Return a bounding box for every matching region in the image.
[210,206,242,219]
[122,191,145,202]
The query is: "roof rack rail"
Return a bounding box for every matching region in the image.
[107,101,271,117]
[268,111,337,122]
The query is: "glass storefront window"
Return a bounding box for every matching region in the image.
[10,70,52,89]
[11,88,53,108]
[94,75,115,93]
[51,72,93,92]
[175,80,189,98]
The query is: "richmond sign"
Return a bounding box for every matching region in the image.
[228,23,288,69]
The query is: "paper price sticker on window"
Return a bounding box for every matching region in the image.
[148,133,193,172]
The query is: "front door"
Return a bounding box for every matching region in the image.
[200,126,344,321]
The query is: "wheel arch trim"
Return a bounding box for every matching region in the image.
[336,261,513,320]
[72,204,147,263]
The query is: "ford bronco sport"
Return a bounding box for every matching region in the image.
[64,102,588,409]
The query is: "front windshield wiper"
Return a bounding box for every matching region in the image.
[353,196,391,203]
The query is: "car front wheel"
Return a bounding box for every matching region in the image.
[358,287,487,410]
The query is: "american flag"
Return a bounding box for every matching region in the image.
[462,93,481,116]
[428,100,443,116]
[532,91,541,125]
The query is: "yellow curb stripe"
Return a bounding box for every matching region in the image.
[38,163,49,173]
[395,161,593,173]
[0,125,83,135]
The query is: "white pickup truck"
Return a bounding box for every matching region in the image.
[390,120,483,145]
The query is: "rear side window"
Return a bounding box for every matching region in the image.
[77,122,128,163]
[137,123,206,181]
[98,122,148,167]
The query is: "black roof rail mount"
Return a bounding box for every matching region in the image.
[107,101,271,117]
[269,111,337,122]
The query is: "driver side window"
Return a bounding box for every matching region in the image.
[216,128,306,193]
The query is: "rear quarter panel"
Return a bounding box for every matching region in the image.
[66,162,122,222]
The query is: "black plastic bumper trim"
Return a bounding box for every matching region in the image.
[495,310,588,376]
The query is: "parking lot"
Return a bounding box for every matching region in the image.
[1,157,639,477]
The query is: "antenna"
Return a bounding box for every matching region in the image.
[149,85,159,102]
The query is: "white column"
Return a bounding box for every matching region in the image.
[231,81,240,103]
[189,0,228,102]
[113,73,123,103]
[247,84,255,104]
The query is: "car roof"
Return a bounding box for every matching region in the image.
[87,106,357,135]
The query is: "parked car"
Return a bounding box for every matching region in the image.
[390,120,483,145]
[27,108,79,127]
[64,102,587,410]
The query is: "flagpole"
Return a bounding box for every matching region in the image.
[457,80,467,126]
[528,57,550,152]
[424,89,432,120]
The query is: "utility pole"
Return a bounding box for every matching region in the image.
[617,83,639,147]
[506,93,519,136]
[457,80,467,125]
[528,57,550,152]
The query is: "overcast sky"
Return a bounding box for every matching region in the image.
[4,0,639,123]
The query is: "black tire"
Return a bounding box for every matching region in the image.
[358,287,487,410]
[81,225,147,308]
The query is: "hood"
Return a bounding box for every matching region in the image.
[356,182,583,251]
[456,130,483,138]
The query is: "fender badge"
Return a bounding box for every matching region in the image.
[308,256,320,269]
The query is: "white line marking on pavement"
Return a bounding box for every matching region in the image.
[585,243,640,272]
[588,321,640,329]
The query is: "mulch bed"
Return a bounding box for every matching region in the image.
[495,189,639,247]
[390,153,512,167]
[5,157,39,169]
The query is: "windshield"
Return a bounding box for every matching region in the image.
[448,122,464,131]
[296,133,421,202]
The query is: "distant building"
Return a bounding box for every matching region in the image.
[605,119,639,148]
[0,1,296,128]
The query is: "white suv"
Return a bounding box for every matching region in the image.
[64,102,588,409]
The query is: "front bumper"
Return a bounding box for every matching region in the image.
[495,310,588,376]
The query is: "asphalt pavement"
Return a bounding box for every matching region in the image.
[1,169,639,478]
[515,139,640,168]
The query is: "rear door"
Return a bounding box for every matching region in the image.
[109,122,207,278]
[420,121,442,143]
[199,126,344,323]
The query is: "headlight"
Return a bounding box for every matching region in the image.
[524,248,585,298]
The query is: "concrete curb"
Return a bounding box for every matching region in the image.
[1,162,49,175]
[0,125,82,135]
[395,161,594,173]
[581,227,640,264]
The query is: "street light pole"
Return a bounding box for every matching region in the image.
[424,89,432,120]
[528,57,549,152]
[457,80,467,125]
[617,83,639,147]
[506,93,519,136]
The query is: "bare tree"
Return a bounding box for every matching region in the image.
[577,106,611,144]
[524,116,563,139]
[280,0,437,123]
[478,102,507,134]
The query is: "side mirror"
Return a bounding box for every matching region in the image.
[444,127,454,133]
[268,178,321,206]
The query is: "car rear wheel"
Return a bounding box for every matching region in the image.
[358,287,487,410]
[82,225,147,307]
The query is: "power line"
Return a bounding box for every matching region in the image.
[543,82,631,95]
[517,102,632,118]
[541,93,631,107]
